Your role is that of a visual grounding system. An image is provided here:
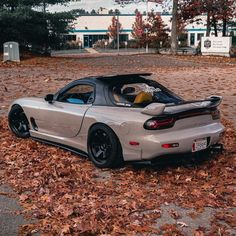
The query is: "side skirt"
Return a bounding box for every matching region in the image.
[31,137,88,158]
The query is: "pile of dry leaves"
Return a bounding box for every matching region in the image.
[0,117,235,235]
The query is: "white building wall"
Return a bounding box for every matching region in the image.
[72,15,136,46]
[69,14,234,48]
[74,15,136,32]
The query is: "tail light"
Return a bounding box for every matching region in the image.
[144,117,176,130]
[162,143,179,148]
[211,109,220,120]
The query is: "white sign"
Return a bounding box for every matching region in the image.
[201,37,232,57]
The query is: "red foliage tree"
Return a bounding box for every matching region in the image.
[114,0,178,53]
[216,0,236,36]
[132,10,169,48]
[146,11,169,48]
[108,16,123,40]
[131,11,146,47]
[179,0,236,37]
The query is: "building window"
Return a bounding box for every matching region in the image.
[84,34,109,48]
[119,34,128,42]
[197,33,204,41]
[190,33,195,46]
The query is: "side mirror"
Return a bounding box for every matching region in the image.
[44,94,54,103]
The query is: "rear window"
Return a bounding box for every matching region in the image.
[111,82,181,107]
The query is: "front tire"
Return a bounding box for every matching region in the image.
[8,105,30,138]
[88,124,124,168]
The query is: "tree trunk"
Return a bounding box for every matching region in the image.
[222,18,227,36]
[206,12,211,37]
[212,16,218,36]
[10,5,15,13]
[43,1,47,14]
[171,0,178,55]
[42,1,49,54]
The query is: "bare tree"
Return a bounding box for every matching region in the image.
[171,0,178,54]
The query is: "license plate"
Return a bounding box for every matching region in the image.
[192,138,208,152]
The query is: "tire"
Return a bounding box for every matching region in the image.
[88,124,124,168]
[8,105,30,138]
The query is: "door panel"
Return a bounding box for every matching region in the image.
[35,102,91,138]
[32,83,95,138]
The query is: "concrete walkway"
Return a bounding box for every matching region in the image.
[85,48,99,54]
[0,185,29,236]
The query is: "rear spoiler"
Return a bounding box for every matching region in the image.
[142,95,222,116]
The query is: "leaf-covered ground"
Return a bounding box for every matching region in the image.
[0,54,236,235]
[0,118,235,235]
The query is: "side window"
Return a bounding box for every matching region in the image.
[57,84,94,104]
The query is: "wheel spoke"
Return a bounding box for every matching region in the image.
[18,123,24,132]
[102,151,107,159]
[18,123,28,132]
[23,124,28,131]
[95,149,103,158]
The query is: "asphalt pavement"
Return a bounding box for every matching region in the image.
[0,185,28,236]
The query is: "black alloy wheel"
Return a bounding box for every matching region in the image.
[88,124,123,168]
[8,105,30,138]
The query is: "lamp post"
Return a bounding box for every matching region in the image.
[145,0,149,53]
[117,13,120,54]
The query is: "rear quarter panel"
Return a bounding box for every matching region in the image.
[82,107,224,161]
[81,106,151,161]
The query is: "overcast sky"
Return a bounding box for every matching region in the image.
[48,0,163,13]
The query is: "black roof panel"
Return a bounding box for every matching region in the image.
[95,73,152,81]
[72,73,152,85]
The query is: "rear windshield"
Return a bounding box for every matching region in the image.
[110,82,181,107]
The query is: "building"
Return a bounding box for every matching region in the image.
[70,14,135,48]
[67,13,236,48]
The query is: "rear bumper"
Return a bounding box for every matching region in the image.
[140,123,225,160]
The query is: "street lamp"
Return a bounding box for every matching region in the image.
[145,0,149,53]
[117,13,120,54]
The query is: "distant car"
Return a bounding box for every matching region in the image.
[8,73,224,168]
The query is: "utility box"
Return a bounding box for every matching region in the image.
[3,42,20,62]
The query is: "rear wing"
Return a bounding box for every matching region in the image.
[142,96,222,116]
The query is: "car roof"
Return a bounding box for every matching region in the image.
[75,73,152,84]
[95,73,152,81]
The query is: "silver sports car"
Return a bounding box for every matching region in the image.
[8,73,224,168]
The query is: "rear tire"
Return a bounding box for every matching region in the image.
[8,105,30,138]
[88,124,124,168]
